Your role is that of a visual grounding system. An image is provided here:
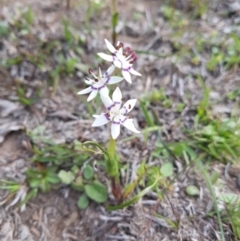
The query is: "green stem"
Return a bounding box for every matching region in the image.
[111,0,118,46]
[109,136,115,158]
[108,136,122,200]
[108,137,119,182]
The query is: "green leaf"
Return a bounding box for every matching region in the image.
[231,33,240,52]
[137,161,146,176]
[71,165,80,174]
[82,141,118,178]
[71,176,84,191]
[210,171,219,185]
[186,185,200,196]
[20,188,38,207]
[83,165,94,180]
[73,140,83,150]
[160,162,173,177]
[22,7,34,25]
[85,181,108,203]
[46,173,60,184]
[29,178,41,188]
[0,22,9,37]
[41,179,51,192]
[77,194,89,209]
[218,193,240,205]
[63,20,72,43]
[107,167,160,210]
[31,125,46,137]
[140,101,155,127]
[58,170,75,185]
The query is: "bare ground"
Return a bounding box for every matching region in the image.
[1,0,240,240]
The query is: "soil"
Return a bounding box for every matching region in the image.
[0,0,240,240]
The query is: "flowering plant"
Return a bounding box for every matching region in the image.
[78,39,141,200]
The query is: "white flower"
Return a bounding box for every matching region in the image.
[92,87,140,139]
[98,39,141,84]
[77,65,123,101]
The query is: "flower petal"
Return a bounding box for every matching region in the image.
[112,87,122,102]
[101,94,113,109]
[121,118,140,133]
[105,39,116,53]
[99,86,109,97]
[98,53,113,62]
[105,64,115,76]
[77,86,92,95]
[92,113,110,127]
[111,122,121,139]
[120,99,137,114]
[87,89,98,101]
[108,76,124,85]
[113,58,122,69]
[85,79,93,85]
[92,81,103,88]
[122,70,132,83]
[130,68,141,76]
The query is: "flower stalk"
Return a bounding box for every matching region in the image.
[111,0,118,46]
[78,39,141,201]
[108,136,122,200]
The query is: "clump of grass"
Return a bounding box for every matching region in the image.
[189,118,240,164]
[224,201,240,240]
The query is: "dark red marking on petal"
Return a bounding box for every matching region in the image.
[105,113,111,121]
[116,42,124,50]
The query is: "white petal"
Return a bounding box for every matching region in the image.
[101,94,113,109]
[92,81,103,88]
[116,52,125,62]
[116,41,123,55]
[105,64,115,76]
[120,99,137,114]
[78,86,92,95]
[98,53,113,62]
[112,87,122,102]
[108,76,124,85]
[92,113,110,127]
[87,90,98,101]
[119,46,123,55]
[105,39,116,53]
[99,86,109,97]
[111,122,121,139]
[85,79,93,85]
[130,68,141,76]
[113,59,122,69]
[111,102,122,113]
[122,70,132,83]
[121,118,140,133]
